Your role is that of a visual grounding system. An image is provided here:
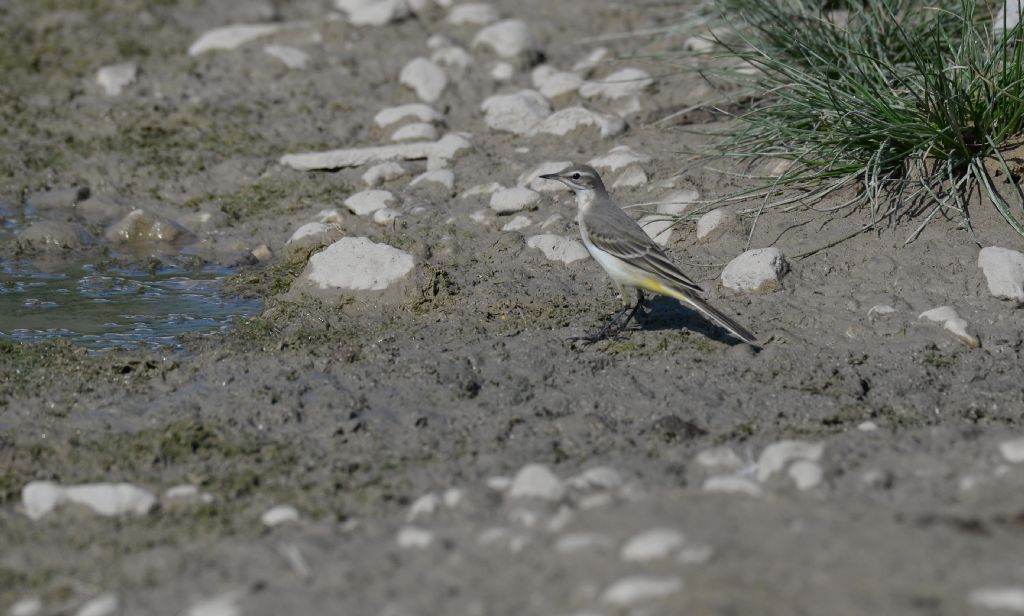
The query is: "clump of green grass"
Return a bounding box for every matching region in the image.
[694,0,1024,248]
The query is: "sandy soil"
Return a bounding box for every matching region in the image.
[2,0,1024,615]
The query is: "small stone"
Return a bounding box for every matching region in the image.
[695,447,743,471]
[23,481,156,519]
[918,306,960,323]
[431,45,474,70]
[363,162,408,186]
[189,23,282,55]
[588,145,651,172]
[472,19,537,60]
[164,485,200,500]
[526,234,589,264]
[76,593,118,616]
[373,208,400,225]
[18,221,94,250]
[339,0,410,26]
[968,587,1024,612]
[620,528,686,562]
[502,215,532,231]
[407,492,442,521]
[280,134,470,170]
[756,440,824,482]
[442,488,464,508]
[261,505,299,527]
[638,215,673,247]
[518,161,573,192]
[999,437,1024,463]
[572,46,609,76]
[463,182,505,198]
[264,44,308,69]
[391,122,438,142]
[448,3,499,26]
[469,209,492,224]
[978,246,1024,303]
[400,57,447,103]
[486,476,512,491]
[702,475,762,496]
[427,34,452,49]
[788,460,824,490]
[490,62,515,81]
[867,304,896,318]
[96,62,137,96]
[410,169,454,190]
[8,598,42,616]
[532,65,583,101]
[857,421,879,432]
[602,576,683,606]
[374,104,443,129]
[612,166,648,189]
[677,544,715,565]
[183,591,243,616]
[696,209,737,242]
[944,317,979,348]
[481,90,552,135]
[580,67,653,101]
[286,221,337,246]
[21,482,63,520]
[656,189,699,215]
[105,209,187,243]
[721,248,788,293]
[566,466,623,491]
[490,187,540,214]
[531,107,625,139]
[555,533,612,554]
[344,189,396,215]
[508,463,565,501]
[301,237,414,291]
[396,525,434,549]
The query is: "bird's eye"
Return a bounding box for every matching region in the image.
[572,173,581,179]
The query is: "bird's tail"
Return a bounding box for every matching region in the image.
[658,282,760,347]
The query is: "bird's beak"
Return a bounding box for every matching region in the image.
[538,173,560,181]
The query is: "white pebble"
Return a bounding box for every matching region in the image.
[721,247,788,293]
[391,122,438,142]
[620,528,686,562]
[472,19,537,59]
[8,598,42,616]
[264,44,308,69]
[374,103,443,129]
[410,169,455,190]
[261,505,299,527]
[22,481,156,519]
[396,525,434,549]
[96,63,137,96]
[470,209,493,224]
[76,593,119,616]
[612,166,648,189]
[756,440,824,482]
[969,587,1024,612]
[571,47,609,76]
[486,476,512,491]
[302,237,414,291]
[788,460,824,490]
[588,145,651,172]
[857,421,879,432]
[344,189,396,215]
[287,221,333,245]
[656,189,699,215]
[463,182,505,198]
[944,317,979,348]
[527,234,590,264]
[696,209,736,241]
[502,215,532,231]
[918,305,960,323]
[427,34,451,49]
[1000,437,1024,463]
[189,23,282,55]
[702,475,762,496]
[508,463,565,501]
[580,67,653,101]
[978,246,1024,303]
[555,533,612,554]
[431,45,474,70]
[531,107,625,138]
[490,62,515,81]
[695,447,743,470]
[448,2,499,26]
[867,304,896,318]
[602,575,683,606]
[566,466,623,491]
[677,544,714,565]
[363,162,408,186]
[400,57,447,103]
[490,187,540,214]
[481,90,552,135]
[280,133,471,170]
[532,65,583,100]
[183,591,243,616]
[518,161,572,192]
[407,492,441,521]
[638,215,673,246]
[442,487,464,508]
[339,0,410,26]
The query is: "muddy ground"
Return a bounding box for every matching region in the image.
[3,0,1024,614]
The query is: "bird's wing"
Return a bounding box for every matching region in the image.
[584,205,704,294]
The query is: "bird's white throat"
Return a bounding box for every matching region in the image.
[574,188,596,212]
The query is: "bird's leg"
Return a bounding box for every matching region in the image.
[622,290,646,327]
[576,287,638,344]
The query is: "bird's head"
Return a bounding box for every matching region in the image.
[539,164,605,193]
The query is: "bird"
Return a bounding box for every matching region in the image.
[539,163,758,346]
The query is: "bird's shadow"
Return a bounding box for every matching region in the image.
[627,295,748,347]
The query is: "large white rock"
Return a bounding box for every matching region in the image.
[721,248,788,292]
[472,19,537,59]
[400,57,447,103]
[508,464,565,500]
[280,133,471,170]
[374,103,443,129]
[756,440,824,482]
[447,3,499,26]
[23,481,156,519]
[344,190,396,215]
[490,187,540,213]
[620,528,686,562]
[656,189,700,215]
[602,576,683,606]
[189,24,283,55]
[303,237,414,291]
[391,122,438,142]
[518,161,572,192]
[580,67,653,100]
[527,234,589,264]
[264,45,308,69]
[696,208,736,242]
[978,246,1024,303]
[638,215,673,247]
[531,107,625,138]
[337,0,410,26]
[362,162,408,186]
[588,145,651,173]
[481,90,552,135]
[96,63,137,96]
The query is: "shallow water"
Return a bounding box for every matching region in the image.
[0,256,260,350]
